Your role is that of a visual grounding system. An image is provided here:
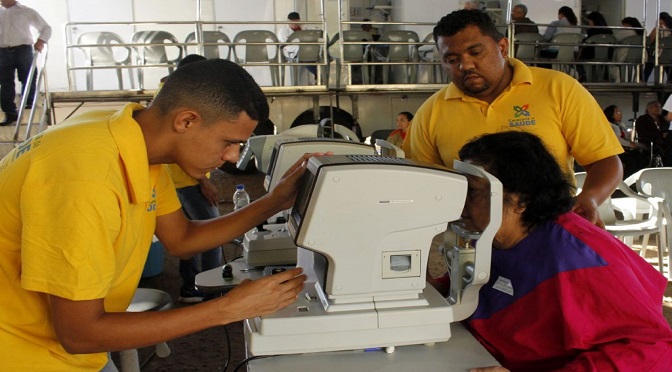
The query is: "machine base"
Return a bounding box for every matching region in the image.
[245,284,454,356]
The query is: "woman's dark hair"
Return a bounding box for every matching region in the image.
[458,131,575,231]
[153,58,269,125]
[621,17,644,35]
[603,105,618,123]
[398,111,414,121]
[434,9,502,44]
[559,6,578,26]
[660,12,672,29]
[587,11,609,27]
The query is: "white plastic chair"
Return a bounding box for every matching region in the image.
[119,288,173,372]
[543,33,583,77]
[580,33,617,82]
[611,35,646,83]
[575,172,665,272]
[418,33,445,83]
[281,30,325,86]
[375,30,420,84]
[513,32,544,63]
[632,167,672,277]
[232,30,281,86]
[185,31,231,60]
[77,31,134,90]
[337,30,373,86]
[131,30,184,89]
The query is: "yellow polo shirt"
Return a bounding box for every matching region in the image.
[404,58,623,176]
[0,103,181,370]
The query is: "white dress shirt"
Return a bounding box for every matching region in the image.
[278,25,299,59]
[0,1,51,48]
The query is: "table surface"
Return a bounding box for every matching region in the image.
[244,322,500,371]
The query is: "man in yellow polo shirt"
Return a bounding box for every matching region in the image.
[0,59,307,370]
[403,9,623,227]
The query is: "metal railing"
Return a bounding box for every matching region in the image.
[1,45,50,146]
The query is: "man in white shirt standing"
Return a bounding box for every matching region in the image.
[0,0,51,126]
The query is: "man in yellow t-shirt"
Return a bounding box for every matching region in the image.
[403,9,623,227]
[0,59,308,370]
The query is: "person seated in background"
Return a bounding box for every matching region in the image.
[278,11,302,58]
[510,4,539,35]
[430,131,672,371]
[539,6,581,59]
[603,105,648,178]
[386,111,413,148]
[644,12,672,82]
[609,16,645,82]
[576,11,613,82]
[647,12,672,46]
[278,11,317,83]
[615,16,644,41]
[635,100,670,164]
[361,18,380,41]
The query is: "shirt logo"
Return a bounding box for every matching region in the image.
[147,187,157,212]
[492,276,514,296]
[513,104,530,118]
[508,104,536,127]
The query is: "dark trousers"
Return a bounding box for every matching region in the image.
[176,185,222,291]
[0,45,36,115]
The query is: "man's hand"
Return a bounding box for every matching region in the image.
[34,39,45,52]
[572,192,605,228]
[270,152,332,211]
[198,178,220,206]
[574,156,622,228]
[215,268,306,321]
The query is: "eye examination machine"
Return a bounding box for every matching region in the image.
[242,136,377,267]
[244,155,502,356]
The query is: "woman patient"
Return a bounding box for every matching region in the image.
[430,131,672,371]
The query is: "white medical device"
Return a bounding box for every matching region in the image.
[243,137,375,267]
[245,155,502,355]
[236,124,361,174]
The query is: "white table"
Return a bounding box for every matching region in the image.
[243,322,500,371]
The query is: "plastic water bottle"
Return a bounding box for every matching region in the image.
[233,184,250,210]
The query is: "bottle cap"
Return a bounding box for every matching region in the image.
[236,184,245,190]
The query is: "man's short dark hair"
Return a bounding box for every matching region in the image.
[513,4,528,16]
[153,59,269,125]
[288,12,300,20]
[433,9,503,44]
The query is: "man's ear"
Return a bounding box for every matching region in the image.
[499,37,510,58]
[173,110,201,133]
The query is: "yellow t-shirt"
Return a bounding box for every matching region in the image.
[403,58,623,176]
[0,103,181,370]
